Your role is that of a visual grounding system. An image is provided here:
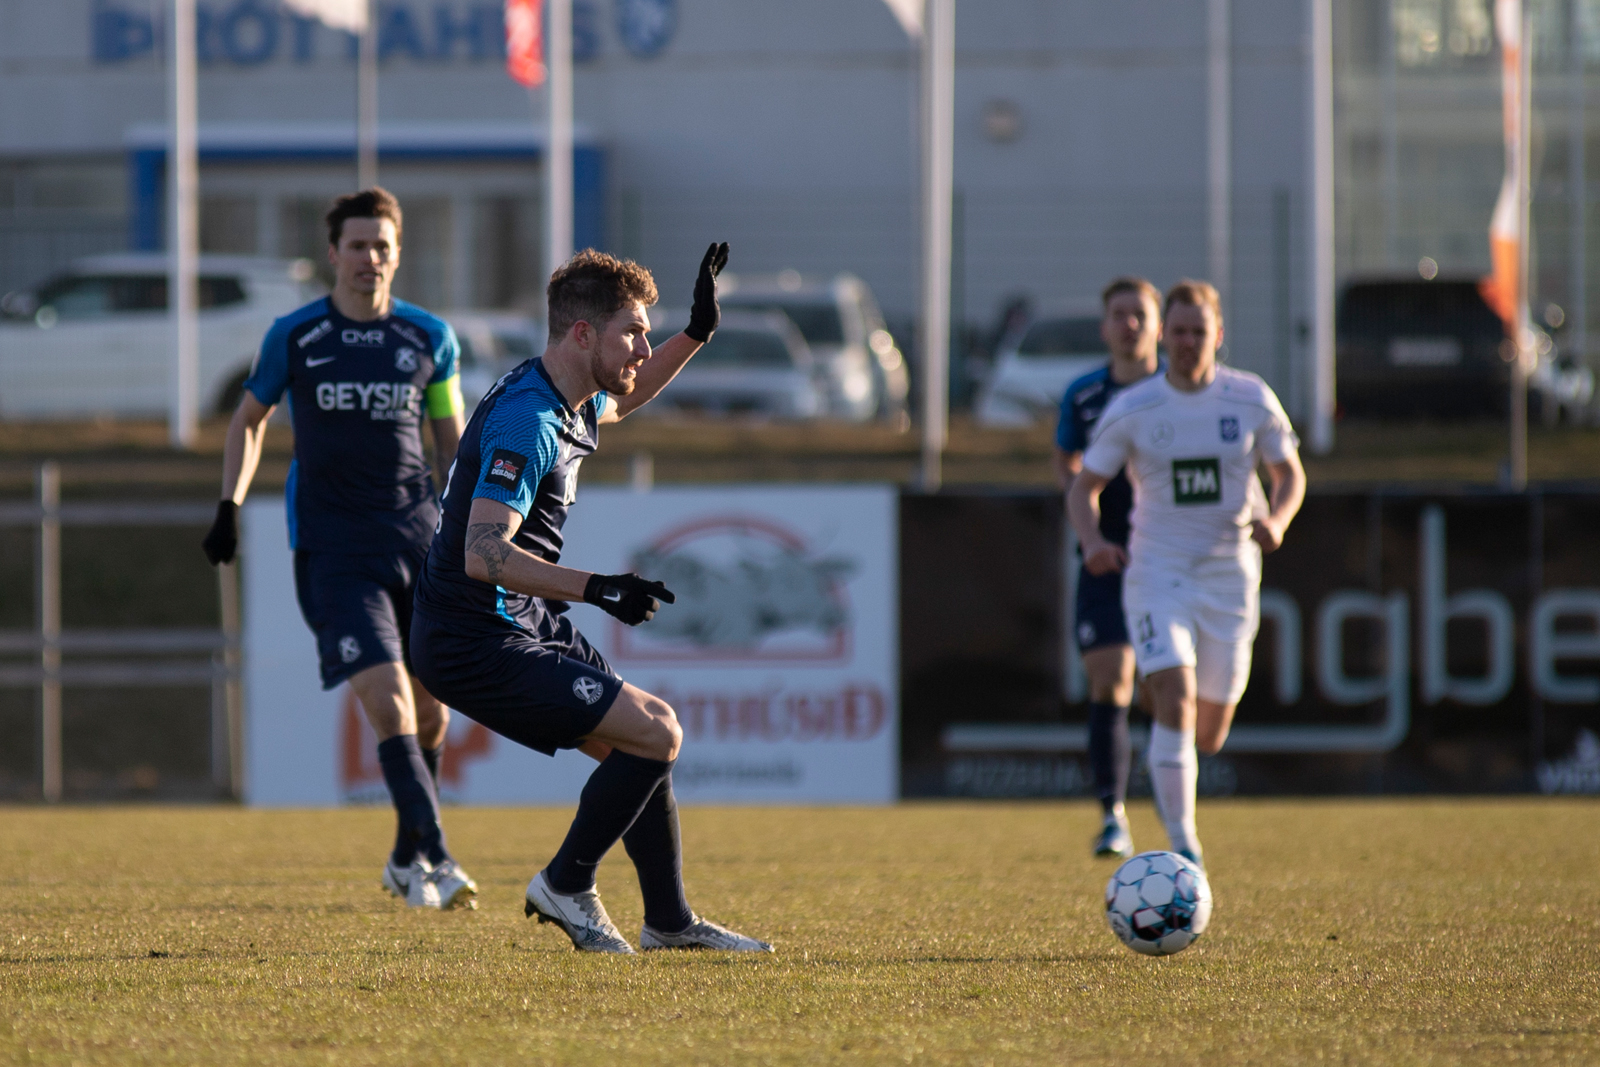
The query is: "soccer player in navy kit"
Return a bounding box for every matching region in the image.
[202,189,477,910]
[411,245,770,954]
[1054,276,1163,859]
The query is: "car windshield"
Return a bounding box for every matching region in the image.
[1338,282,1502,337]
[650,327,796,368]
[725,300,844,346]
[1017,317,1106,358]
[34,274,246,319]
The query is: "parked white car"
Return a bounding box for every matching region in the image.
[721,272,909,423]
[442,310,544,412]
[0,254,322,419]
[975,311,1108,426]
[643,308,824,418]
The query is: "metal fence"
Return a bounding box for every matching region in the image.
[0,463,241,801]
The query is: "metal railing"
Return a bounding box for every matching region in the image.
[0,462,241,801]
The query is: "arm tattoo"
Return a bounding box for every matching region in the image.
[465,522,514,581]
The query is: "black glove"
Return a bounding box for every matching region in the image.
[684,241,730,343]
[202,500,239,565]
[584,572,676,626]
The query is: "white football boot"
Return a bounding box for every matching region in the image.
[428,859,479,910]
[640,915,774,952]
[523,870,635,954]
[382,857,442,908]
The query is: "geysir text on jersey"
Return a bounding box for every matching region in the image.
[315,381,423,420]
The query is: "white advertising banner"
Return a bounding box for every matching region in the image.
[242,486,899,806]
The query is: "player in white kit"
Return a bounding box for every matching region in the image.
[1066,280,1304,867]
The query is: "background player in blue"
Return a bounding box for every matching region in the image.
[1053,276,1163,859]
[412,245,771,954]
[201,188,476,910]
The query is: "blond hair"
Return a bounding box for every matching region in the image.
[1163,279,1223,326]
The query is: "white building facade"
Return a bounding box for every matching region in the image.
[2,0,1592,414]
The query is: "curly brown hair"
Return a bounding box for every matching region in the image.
[547,249,659,341]
[325,187,403,247]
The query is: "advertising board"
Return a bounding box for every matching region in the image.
[906,490,1600,797]
[243,485,898,806]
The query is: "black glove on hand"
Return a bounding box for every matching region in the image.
[202,500,240,565]
[584,572,676,626]
[684,241,730,343]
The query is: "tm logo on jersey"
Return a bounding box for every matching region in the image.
[1172,457,1222,504]
[485,449,527,490]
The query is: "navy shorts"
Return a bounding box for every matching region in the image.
[409,608,624,757]
[1075,563,1130,652]
[294,546,427,690]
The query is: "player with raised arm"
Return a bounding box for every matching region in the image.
[1067,280,1304,869]
[202,188,477,909]
[410,244,772,954]
[1053,277,1163,859]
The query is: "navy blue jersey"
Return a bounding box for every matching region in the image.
[1056,363,1156,547]
[414,358,612,637]
[245,297,462,555]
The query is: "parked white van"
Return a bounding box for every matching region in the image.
[0,254,322,419]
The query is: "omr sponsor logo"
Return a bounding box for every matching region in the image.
[341,328,385,346]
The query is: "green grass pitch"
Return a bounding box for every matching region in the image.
[3,799,1596,1065]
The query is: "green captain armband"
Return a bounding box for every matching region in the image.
[425,375,464,419]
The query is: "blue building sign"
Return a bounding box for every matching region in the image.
[92,0,622,66]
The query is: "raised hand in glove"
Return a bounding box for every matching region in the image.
[584,572,676,626]
[202,500,239,565]
[684,241,730,343]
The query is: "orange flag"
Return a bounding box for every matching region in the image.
[505,0,545,87]
[1481,0,1523,332]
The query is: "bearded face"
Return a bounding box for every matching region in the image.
[589,302,652,395]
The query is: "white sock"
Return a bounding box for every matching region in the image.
[1147,723,1199,855]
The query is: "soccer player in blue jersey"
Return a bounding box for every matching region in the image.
[1054,276,1163,859]
[411,244,771,954]
[202,188,477,910]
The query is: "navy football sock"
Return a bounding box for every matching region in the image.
[420,742,443,786]
[622,774,693,933]
[377,735,449,867]
[546,751,673,895]
[1087,702,1132,815]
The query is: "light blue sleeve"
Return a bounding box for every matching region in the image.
[429,321,460,384]
[471,409,560,517]
[242,318,292,406]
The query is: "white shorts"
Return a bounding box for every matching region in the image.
[1122,548,1261,706]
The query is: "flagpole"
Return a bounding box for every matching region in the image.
[1510,4,1532,490]
[169,0,199,450]
[546,0,573,274]
[357,0,377,189]
[1307,0,1335,453]
[919,0,954,491]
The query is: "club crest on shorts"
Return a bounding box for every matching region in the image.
[1078,621,1097,646]
[1219,416,1240,442]
[572,676,605,705]
[338,636,361,663]
[394,346,419,372]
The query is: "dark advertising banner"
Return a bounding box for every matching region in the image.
[901,490,1600,797]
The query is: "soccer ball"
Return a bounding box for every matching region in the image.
[1104,850,1212,956]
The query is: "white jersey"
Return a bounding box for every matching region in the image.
[1082,366,1298,561]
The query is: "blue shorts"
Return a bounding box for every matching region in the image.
[294,547,427,690]
[409,608,624,757]
[1074,563,1130,652]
